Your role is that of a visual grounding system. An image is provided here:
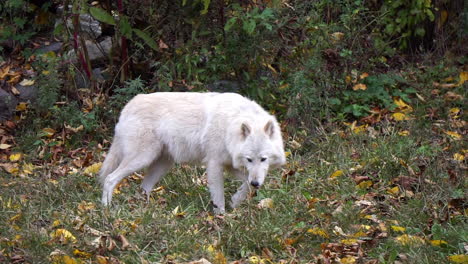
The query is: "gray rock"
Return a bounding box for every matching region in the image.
[37,42,63,53]
[16,85,38,103]
[65,14,102,39]
[0,89,18,121]
[67,37,113,63]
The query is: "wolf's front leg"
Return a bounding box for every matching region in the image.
[230,181,251,208]
[207,162,225,214]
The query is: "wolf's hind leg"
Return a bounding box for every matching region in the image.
[141,155,173,202]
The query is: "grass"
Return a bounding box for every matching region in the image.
[0,69,467,264]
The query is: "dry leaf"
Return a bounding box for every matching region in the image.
[329,170,344,179]
[19,79,35,86]
[352,83,367,91]
[395,234,425,246]
[257,198,274,209]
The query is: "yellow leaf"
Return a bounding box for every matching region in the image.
[341,238,358,245]
[444,131,462,140]
[357,180,373,189]
[84,162,102,175]
[449,107,461,118]
[42,128,56,138]
[398,130,410,136]
[360,72,369,79]
[330,32,344,43]
[284,151,291,158]
[352,83,367,91]
[73,249,92,259]
[329,170,344,179]
[19,79,35,86]
[78,201,96,213]
[22,163,35,175]
[249,256,260,264]
[9,213,21,222]
[340,256,356,264]
[394,98,413,113]
[453,153,465,161]
[16,102,28,111]
[213,251,227,264]
[96,256,109,264]
[457,71,468,86]
[0,143,12,149]
[279,83,289,90]
[307,227,329,238]
[392,112,410,121]
[390,225,406,232]
[430,240,448,247]
[387,186,399,195]
[52,220,61,227]
[395,234,425,246]
[50,229,77,243]
[448,255,468,263]
[9,153,22,162]
[345,75,352,84]
[257,198,274,209]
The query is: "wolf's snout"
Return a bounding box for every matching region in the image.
[250,180,260,188]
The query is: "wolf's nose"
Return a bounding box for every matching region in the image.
[250,180,259,188]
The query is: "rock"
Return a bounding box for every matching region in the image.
[37,42,63,54]
[0,89,18,121]
[67,37,113,63]
[65,13,102,39]
[16,85,38,103]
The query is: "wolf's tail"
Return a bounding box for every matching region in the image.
[99,138,122,185]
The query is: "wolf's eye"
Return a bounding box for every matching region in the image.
[246,158,253,162]
[260,157,267,162]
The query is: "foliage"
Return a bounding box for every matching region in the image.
[379,0,435,50]
[330,73,417,118]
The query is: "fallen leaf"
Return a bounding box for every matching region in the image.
[395,234,425,246]
[352,83,367,91]
[453,153,465,161]
[257,198,274,209]
[16,102,27,111]
[387,186,400,196]
[73,249,92,258]
[449,108,461,119]
[307,227,329,238]
[50,229,77,244]
[444,131,461,140]
[0,143,12,149]
[340,256,356,264]
[398,130,410,136]
[329,170,344,179]
[430,240,448,247]
[19,79,35,86]
[341,238,358,245]
[159,39,169,49]
[394,98,413,113]
[9,153,22,162]
[41,128,56,138]
[392,112,410,121]
[357,180,373,189]
[390,225,406,232]
[448,255,468,263]
[84,162,102,175]
[444,91,464,101]
[457,71,468,86]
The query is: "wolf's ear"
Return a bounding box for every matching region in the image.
[264,120,275,138]
[241,123,251,139]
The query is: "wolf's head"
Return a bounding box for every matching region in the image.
[233,119,286,188]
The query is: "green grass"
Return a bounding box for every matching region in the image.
[1,70,467,263]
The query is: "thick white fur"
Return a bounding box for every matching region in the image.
[100,92,286,213]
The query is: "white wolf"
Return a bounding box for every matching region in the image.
[100,92,286,213]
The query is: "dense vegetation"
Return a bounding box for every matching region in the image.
[0,0,466,263]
